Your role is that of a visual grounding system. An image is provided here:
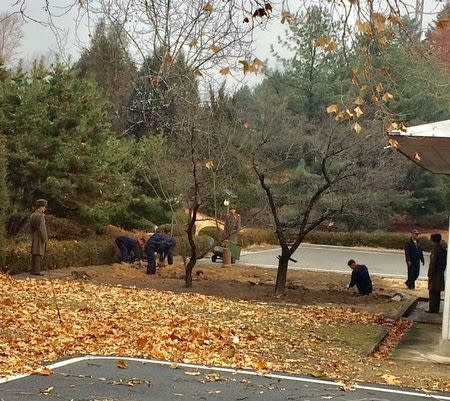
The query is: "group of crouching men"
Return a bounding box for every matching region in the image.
[115,227,176,275]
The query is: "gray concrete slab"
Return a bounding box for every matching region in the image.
[406,300,445,324]
[1,356,449,401]
[239,244,430,279]
[392,322,446,364]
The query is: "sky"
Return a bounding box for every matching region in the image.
[1,0,446,84]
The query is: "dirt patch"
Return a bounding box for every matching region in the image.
[51,260,425,318]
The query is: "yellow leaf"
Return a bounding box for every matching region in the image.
[137,337,148,348]
[232,335,240,344]
[208,390,221,394]
[205,160,214,170]
[203,2,213,12]
[399,122,407,132]
[325,41,338,52]
[356,20,371,33]
[388,138,399,148]
[117,359,128,369]
[373,13,386,32]
[371,95,379,104]
[386,122,398,131]
[388,14,403,26]
[375,82,384,93]
[315,36,331,47]
[166,55,174,66]
[185,370,201,376]
[335,111,346,121]
[381,374,402,386]
[243,121,250,129]
[253,57,264,67]
[378,36,389,47]
[210,45,221,53]
[344,108,354,119]
[194,70,203,77]
[219,67,230,75]
[353,97,364,106]
[247,63,257,74]
[239,60,250,74]
[189,39,198,47]
[382,92,394,102]
[281,10,292,24]
[414,152,421,161]
[354,106,363,117]
[39,367,53,376]
[353,122,362,133]
[170,362,178,369]
[255,359,269,370]
[326,103,339,114]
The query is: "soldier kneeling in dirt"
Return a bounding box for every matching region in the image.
[346,259,373,296]
[115,236,145,264]
[144,229,176,275]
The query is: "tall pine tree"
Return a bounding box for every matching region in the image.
[78,20,137,135]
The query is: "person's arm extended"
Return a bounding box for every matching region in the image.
[348,270,357,288]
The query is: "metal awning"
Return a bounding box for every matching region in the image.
[387,119,450,175]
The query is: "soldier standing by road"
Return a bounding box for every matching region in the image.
[404,228,424,289]
[30,199,48,276]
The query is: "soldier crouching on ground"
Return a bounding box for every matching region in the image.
[115,236,146,264]
[346,259,373,296]
[144,228,177,275]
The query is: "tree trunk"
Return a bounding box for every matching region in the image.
[185,257,195,288]
[275,248,290,295]
[184,205,198,288]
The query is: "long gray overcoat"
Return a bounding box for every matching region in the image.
[30,211,48,256]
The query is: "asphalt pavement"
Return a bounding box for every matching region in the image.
[1,356,449,401]
[239,244,430,278]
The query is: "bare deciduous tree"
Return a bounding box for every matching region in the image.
[0,12,23,65]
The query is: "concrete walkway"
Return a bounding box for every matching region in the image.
[393,299,450,364]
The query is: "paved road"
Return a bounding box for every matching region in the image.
[239,244,430,278]
[1,356,449,401]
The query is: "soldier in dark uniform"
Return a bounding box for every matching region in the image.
[427,233,447,313]
[144,229,176,275]
[347,259,373,296]
[115,236,145,263]
[404,228,425,289]
[30,199,48,276]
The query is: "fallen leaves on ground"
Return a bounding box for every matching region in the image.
[0,274,447,392]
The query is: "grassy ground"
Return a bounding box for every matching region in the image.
[3,260,449,393]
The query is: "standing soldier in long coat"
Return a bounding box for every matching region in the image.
[30,199,48,276]
[427,233,447,313]
[224,208,241,243]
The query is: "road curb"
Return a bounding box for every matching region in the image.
[397,297,420,320]
[365,326,390,356]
